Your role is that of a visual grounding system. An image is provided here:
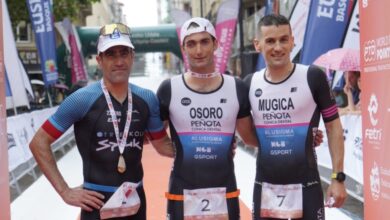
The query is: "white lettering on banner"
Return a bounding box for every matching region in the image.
[29,0,45,33]
[381,178,390,189]
[317,0,347,21]
[144,32,160,37]
[370,162,380,200]
[381,192,390,201]
[365,128,382,144]
[376,47,390,60]
[336,0,347,22]
[220,28,228,43]
[364,35,390,65]
[317,0,335,19]
[381,167,390,176]
[43,2,52,32]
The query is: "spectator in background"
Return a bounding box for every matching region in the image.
[339,71,361,115]
[67,80,88,96]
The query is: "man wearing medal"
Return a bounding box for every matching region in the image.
[29,23,174,220]
[157,17,259,220]
[245,14,347,219]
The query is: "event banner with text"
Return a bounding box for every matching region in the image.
[0,0,11,219]
[360,0,390,219]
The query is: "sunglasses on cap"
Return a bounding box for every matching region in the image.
[99,23,131,36]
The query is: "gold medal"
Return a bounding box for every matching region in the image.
[117,155,126,173]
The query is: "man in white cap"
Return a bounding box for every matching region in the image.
[30,23,174,220]
[157,17,259,220]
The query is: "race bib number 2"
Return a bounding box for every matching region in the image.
[183,187,228,220]
[260,182,303,219]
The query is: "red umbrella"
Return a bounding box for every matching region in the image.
[313,48,360,72]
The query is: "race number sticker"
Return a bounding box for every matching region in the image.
[100,182,141,219]
[183,187,228,220]
[260,182,303,219]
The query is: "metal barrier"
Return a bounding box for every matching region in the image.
[9,127,75,200]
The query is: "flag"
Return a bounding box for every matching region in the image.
[289,0,311,61]
[170,8,191,71]
[5,69,14,108]
[3,0,30,109]
[26,0,58,86]
[55,18,88,84]
[0,0,11,218]
[214,0,240,74]
[300,0,355,65]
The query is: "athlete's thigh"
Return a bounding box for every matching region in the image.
[167,200,184,220]
[227,197,240,220]
[302,184,324,220]
[252,182,262,220]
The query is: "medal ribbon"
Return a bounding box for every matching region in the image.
[100,79,132,155]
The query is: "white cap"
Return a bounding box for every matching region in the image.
[97,28,134,53]
[180,17,216,45]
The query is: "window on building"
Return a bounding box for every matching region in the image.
[16,21,31,43]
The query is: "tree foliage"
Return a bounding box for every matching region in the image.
[6,0,99,30]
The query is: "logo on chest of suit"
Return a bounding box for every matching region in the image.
[255,88,263,97]
[258,98,294,111]
[189,107,223,131]
[96,138,142,151]
[258,98,294,124]
[106,109,140,123]
[181,97,191,106]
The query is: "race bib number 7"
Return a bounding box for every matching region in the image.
[183,187,228,220]
[260,182,303,219]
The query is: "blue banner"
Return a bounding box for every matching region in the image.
[300,0,355,65]
[26,0,58,86]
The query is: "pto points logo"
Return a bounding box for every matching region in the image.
[363,35,390,64]
[364,40,376,63]
[370,162,380,201]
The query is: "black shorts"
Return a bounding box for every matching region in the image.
[167,197,240,220]
[252,182,325,220]
[80,186,146,220]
